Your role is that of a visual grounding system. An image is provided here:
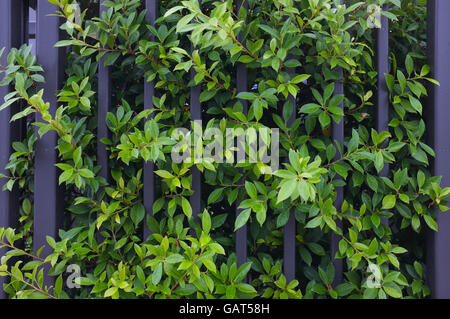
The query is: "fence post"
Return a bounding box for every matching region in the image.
[235,0,248,267]
[143,0,158,240]
[189,1,202,222]
[0,0,26,300]
[98,0,111,182]
[34,0,64,287]
[427,0,450,299]
[331,71,344,285]
[376,5,389,175]
[283,72,296,282]
[330,0,344,286]
[376,5,389,228]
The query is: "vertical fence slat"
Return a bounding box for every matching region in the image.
[376,6,389,148]
[143,0,158,239]
[34,0,64,287]
[282,59,297,281]
[331,70,344,285]
[235,65,247,266]
[29,7,37,57]
[427,0,450,299]
[330,1,344,285]
[189,0,202,221]
[376,5,389,227]
[283,93,296,282]
[98,0,111,182]
[235,0,248,267]
[0,0,25,299]
[189,72,201,219]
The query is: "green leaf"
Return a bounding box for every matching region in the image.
[152,198,165,214]
[104,52,121,66]
[202,258,217,273]
[405,55,414,76]
[209,243,225,255]
[409,95,422,114]
[166,254,184,264]
[299,103,321,114]
[104,287,118,298]
[0,97,21,112]
[319,111,331,128]
[155,170,174,179]
[78,168,94,178]
[276,210,290,228]
[374,152,384,173]
[423,215,438,231]
[202,209,211,233]
[277,179,297,203]
[245,181,257,199]
[114,237,128,250]
[181,197,192,219]
[236,283,256,294]
[207,188,223,204]
[291,74,310,84]
[382,195,396,210]
[397,70,406,92]
[305,216,322,229]
[256,208,266,226]
[236,92,258,100]
[234,209,251,231]
[152,263,163,285]
[383,283,402,298]
[385,73,395,92]
[59,169,73,185]
[130,203,145,227]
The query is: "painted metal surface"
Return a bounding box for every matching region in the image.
[376,5,390,228]
[0,0,25,299]
[189,1,202,222]
[97,0,111,182]
[34,0,65,287]
[330,0,344,285]
[284,94,296,283]
[235,0,248,267]
[143,0,158,240]
[427,0,450,299]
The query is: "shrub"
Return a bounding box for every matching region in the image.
[0,0,448,299]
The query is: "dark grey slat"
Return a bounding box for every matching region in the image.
[189,80,202,220]
[143,0,158,240]
[426,0,450,299]
[330,0,344,287]
[235,0,248,267]
[284,94,296,283]
[97,0,111,182]
[189,76,201,221]
[189,1,202,221]
[34,0,65,288]
[235,62,248,267]
[376,5,389,227]
[376,6,389,142]
[331,72,344,285]
[0,0,26,300]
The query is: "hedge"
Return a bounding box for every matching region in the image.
[0,0,448,299]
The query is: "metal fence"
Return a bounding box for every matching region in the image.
[0,0,449,299]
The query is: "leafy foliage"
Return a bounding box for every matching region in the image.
[0,0,448,299]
